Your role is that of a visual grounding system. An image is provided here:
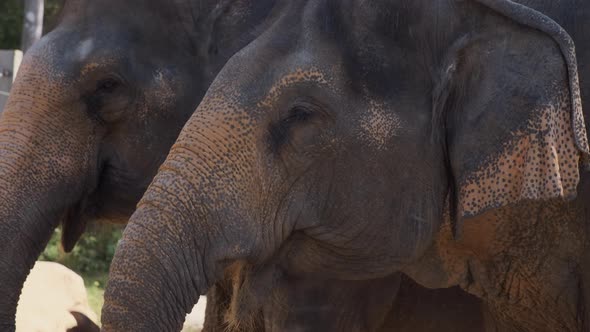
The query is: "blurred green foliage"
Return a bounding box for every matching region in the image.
[0,0,63,49]
[39,223,124,274]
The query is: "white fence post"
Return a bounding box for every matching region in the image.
[0,50,23,114]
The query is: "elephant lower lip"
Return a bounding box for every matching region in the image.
[92,163,142,219]
[60,198,93,252]
[58,163,137,251]
[60,188,131,252]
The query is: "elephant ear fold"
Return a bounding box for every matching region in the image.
[457,89,584,219]
[439,29,590,224]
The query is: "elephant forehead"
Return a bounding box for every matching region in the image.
[75,38,94,62]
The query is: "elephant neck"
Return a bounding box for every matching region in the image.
[406,198,587,332]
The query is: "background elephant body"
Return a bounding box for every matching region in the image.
[0,0,280,329]
[103,0,590,331]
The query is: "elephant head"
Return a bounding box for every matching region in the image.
[103,0,589,330]
[0,0,278,329]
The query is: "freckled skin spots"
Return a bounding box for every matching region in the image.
[168,88,261,213]
[151,70,176,110]
[460,92,580,218]
[257,68,329,108]
[358,99,402,151]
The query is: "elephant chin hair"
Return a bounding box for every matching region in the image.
[222,262,265,332]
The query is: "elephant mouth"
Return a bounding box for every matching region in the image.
[60,197,96,252]
[59,162,130,252]
[58,155,151,251]
[60,191,130,252]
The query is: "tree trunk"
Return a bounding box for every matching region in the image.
[21,0,44,53]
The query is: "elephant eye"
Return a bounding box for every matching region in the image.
[269,107,314,151]
[95,78,121,94]
[83,76,128,123]
[268,99,335,156]
[283,107,314,125]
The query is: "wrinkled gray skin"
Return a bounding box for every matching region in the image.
[0,0,278,330]
[104,0,590,331]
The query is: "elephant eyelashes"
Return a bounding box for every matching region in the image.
[268,106,315,154]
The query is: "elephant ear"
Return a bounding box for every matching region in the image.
[435,4,589,228]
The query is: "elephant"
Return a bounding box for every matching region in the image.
[0,0,481,330]
[0,0,487,330]
[102,0,590,331]
[0,0,280,329]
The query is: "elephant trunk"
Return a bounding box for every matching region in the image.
[102,92,271,330]
[102,170,241,331]
[101,199,206,331]
[0,44,97,330]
